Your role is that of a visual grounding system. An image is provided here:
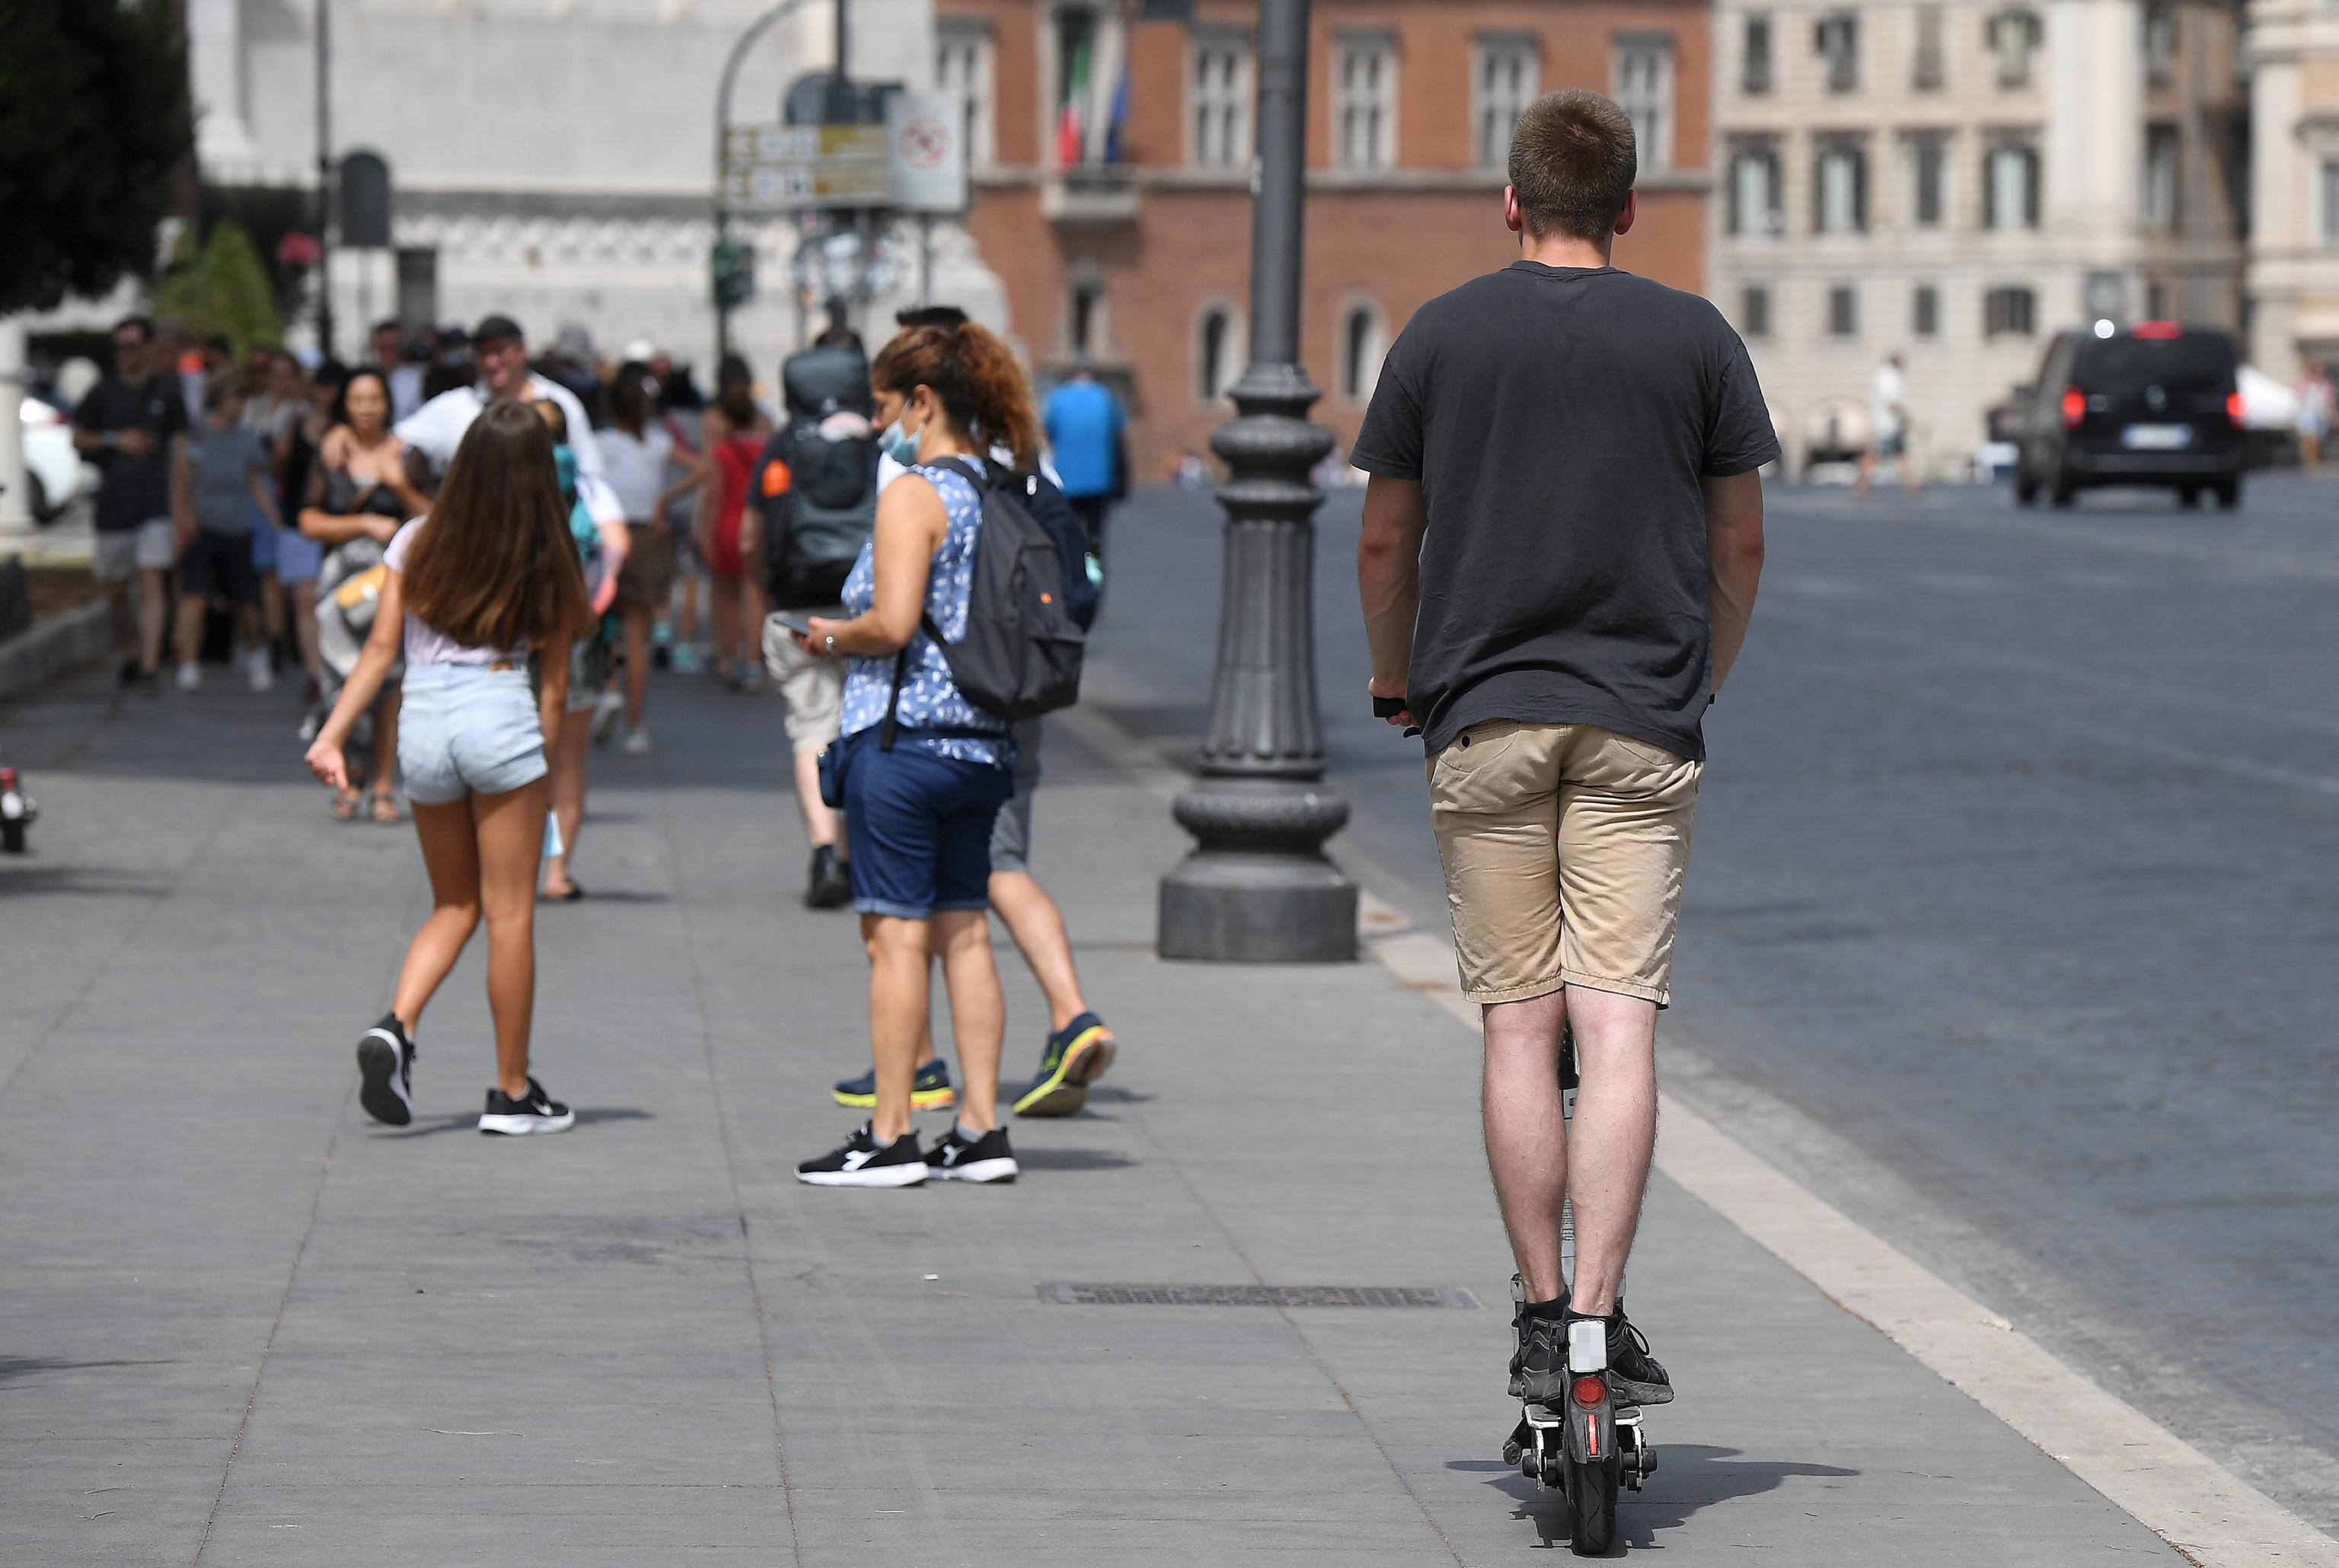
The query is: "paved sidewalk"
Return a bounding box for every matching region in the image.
[0,664,2181,1563]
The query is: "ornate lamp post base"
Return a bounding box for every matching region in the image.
[1159,779,1355,962]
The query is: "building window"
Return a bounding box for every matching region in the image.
[1816,11,1859,92]
[1333,32,1396,172]
[1195,301,1241,403]
[1983,140,2041,230]
[1814,140,1868,234]
[1913,283,1940,337]
[1743,14,1774,94]
[1828,284,1859,337]
[1475,37,1540,169]
[2143,5,2178,86]
[1727,139,1783,236]
[1613,36,1675,172]
[1069,275,1109,357]
[2143,123,2180,231]
[1742,285,1772,337]
[1189,30,1251,171]
[1983,284,2036,336]
[1339,301,1386,405]
[1913,4,1946,89]
[1907,132,1948,226]
[1986,8,2043,88]
[2321,159,2339,244]
[2146,279,2169,318]
[935,23,995,167]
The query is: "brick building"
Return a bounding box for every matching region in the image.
[939,0,1715,478]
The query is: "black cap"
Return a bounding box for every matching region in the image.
[473,313,524,348]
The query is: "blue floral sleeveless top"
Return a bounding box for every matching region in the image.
[838,461,1012,767]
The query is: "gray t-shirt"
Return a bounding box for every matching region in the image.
[187,425,270,536]
[1350,262,1780,762]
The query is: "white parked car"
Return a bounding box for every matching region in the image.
[19,396,100,522]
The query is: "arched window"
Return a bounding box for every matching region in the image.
[1195,301,1242,405]
[1339,300,1386,406]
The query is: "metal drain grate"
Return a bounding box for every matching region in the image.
[1038,1283,1481,1308]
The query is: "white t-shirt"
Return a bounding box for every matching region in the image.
[600,425,675,523]
[382,517,531,670]
[394,375,621,527]
[1869,363,1908,440]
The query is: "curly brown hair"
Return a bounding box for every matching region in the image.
[398,401,591,653]
[870,320,1042,473]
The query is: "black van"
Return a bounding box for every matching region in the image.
[2013,323,2245,508]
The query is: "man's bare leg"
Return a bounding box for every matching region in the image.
[1482,988,1572,1302]
[1559,986,1658,1318]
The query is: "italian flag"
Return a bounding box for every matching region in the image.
[1056,37,1090,167]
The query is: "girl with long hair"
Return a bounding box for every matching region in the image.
[695,352,774,687]
[304,401,592,1136]
[793,321,1042,1187]
[299,366,428,821]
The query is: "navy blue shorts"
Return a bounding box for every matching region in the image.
[843,742,1013,919]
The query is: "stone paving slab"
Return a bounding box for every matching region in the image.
[0,664,2183,1564]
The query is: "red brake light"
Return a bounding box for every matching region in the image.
[2226,390,2245,428]
[2133,320,2182,339]
[0,767,16,789]
[2060,387,2086,429]
[1572,1375,1607,1408]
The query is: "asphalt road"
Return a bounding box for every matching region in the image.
[1087,473,2339,1535]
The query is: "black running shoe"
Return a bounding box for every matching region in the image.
[355,1013,416,1127]
[831,1057,956,1111]
[1599,1311,1674,1407]
[479,1077,575,1136]
[1514,1311,1570,1403]
[805,844,851,910]
[924,1125,1020,1183]
[797,1123,927,1187]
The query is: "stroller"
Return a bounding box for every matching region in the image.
[300,535,391,754]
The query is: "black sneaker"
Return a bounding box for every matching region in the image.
[1011,1012,1116,1117]
[1514,1310,1568,1402]
[831,1057,956,1111]
[924,1125,1019,1183]
[797,1123,927,1187]
[479,1077,575,1136]
[355,1013,416,1127]
[1599,1311,1674,1407]
[122,666,160,696]
[805,844,851,909]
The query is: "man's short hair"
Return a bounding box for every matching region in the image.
[895,304,968,332]
[205,371,249,411]
[1507,90,1637,241]
[113,314,153,342]
[473,313,524,349]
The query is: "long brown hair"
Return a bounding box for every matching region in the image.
[871,321,1041,473]
[399,400,590,652]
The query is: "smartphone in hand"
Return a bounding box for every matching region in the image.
[773,613,815,640]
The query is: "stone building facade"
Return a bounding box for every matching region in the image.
[2245,0,2339,381]
[940,0,1715,479]
[1709,0,2244,475]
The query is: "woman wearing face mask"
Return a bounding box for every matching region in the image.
[791,321,1038,1187]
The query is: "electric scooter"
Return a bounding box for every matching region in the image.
[1500,1028,1657,1555]
[1,758,35,853]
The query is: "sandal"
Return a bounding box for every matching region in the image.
[540,881,585,902]
[369,793,401,825]
[330,788,361,821]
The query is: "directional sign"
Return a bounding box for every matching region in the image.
[720,123,889,212]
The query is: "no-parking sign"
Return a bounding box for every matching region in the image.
[886,93,969,214]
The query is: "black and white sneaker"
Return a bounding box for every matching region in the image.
[924,1125,1019,1184]
[796,1123,927,1187]
[478,1077,576,1136]
[356,1013,416,1127]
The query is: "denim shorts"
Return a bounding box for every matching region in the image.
[397,662,547,806]
[843,740,1013,919]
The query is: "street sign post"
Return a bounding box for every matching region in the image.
[720,123,889,212]
[885,92,968,215]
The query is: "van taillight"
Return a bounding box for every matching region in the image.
[2061,388,2086,429]
[2227,391,2245,428]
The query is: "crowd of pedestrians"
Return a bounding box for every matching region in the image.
[68,303,1126,1155]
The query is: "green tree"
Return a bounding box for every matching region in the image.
[0,1,193,316]
[155,219,281,355]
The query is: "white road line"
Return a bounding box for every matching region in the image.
[1353,885,2339,1568]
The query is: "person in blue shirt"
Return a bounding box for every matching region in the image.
[1039,363,1126,567]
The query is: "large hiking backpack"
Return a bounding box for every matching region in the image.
[760,346,879,605]
[925,456,1085,722]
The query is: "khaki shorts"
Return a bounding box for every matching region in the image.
[1429,721,1702,1007]
[761,611,846,753]
[92,519,176,583]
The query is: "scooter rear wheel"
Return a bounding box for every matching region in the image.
[1566,1454,1619,1556]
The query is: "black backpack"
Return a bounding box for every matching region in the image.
[759,346,879,606]
[999,464,1099,633]
[919,456,1086,723]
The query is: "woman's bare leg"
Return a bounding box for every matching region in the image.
[865,914,932,1144]
[392,798,482,1031]
[289,582,324,685]
[931,908,1005,1131]
[474,780,548,1097]
[621,607,652,728]
[368,688,400,805]
[541,712,590,897]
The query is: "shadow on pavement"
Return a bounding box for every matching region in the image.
[1452,1444,1859,1550]
[0,865,176,897]
[0,1356,177,1385]
[376,1107,655,1138]
[1013,1146,1138,1171]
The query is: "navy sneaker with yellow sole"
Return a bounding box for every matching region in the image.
[1012,1012,1116,1117]
[832,1058,956,1111]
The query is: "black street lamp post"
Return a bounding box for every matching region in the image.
[1157,0,1355,963]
